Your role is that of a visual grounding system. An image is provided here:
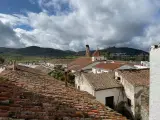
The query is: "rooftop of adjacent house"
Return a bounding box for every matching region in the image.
[83,72,122,91]
[0,66,127,120]
[68,57,92,71]
[94,62,125,70]
[117,69,149,87]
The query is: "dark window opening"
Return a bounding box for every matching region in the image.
[117,77,121,80]
[127,98,131,107]
[105,96,114,109]
[78,86,80,90]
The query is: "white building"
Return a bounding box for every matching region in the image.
[92,49,106,62]
[75,72,125,109]
[0,65,5,73]
[115,69,149,120]
[141,61,149,67]
[150,44,160,120]
[134,65,149,69]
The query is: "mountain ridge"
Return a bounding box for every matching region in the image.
[0,46,149,57]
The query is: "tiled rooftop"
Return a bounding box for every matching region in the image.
[68,57,92,71]
[94,63,124,70]
[0,66,127,120]
[117,69,149,86]
[83,72,122,91]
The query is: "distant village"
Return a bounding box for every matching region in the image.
[0,44,153,120]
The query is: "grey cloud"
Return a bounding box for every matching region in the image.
[0,21,24,48]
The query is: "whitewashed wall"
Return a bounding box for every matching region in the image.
[92,68,110,74]
[18,63,38,68]
[75,74,95,96]
[150,46,160,120]
[115,72,135,115]
[0,67,5,73]
[134,86,144,119]
[92,56,105,62]
[134,65,148,69]
[95,88,124,106]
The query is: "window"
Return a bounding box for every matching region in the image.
[78,86,80,90]
[105,96,114,109]
[117,77,121,80]
[127,98,131,107]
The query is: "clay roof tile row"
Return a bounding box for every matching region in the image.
[0,66,128,120]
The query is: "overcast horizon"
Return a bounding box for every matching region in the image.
[0,0,160,52]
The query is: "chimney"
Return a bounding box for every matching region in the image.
[13,60,16,71]
[64,69,68,87]
[85,45,90,57]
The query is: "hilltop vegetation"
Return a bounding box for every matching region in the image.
[0,57,5,64]
[0,46,149,62]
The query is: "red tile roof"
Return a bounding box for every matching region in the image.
[68,57,92,71]
[95,63,125,70]
[0,67,128,120]
[92,50,100,57]
[117,69,149,86]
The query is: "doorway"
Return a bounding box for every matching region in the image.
[105,96,114,109]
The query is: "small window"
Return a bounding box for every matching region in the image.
[78,86,80,90]
[127,98,131,107]
[117,77,121,80]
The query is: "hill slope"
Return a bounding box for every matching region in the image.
[77,47,149,56]
[0,46,75,57]
[0,46,148,57]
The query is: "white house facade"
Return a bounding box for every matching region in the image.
[75,72,125,109]
[115,69,149,120]
[150,44,160,120]
[0,66,5,73]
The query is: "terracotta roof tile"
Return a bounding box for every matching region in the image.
[0,67,128,120]
[83,72,122,90]
[95,63,124,70]
[68,57,92,71]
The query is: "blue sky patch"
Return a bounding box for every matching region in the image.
[0,0,41,14]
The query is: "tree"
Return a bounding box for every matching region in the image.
[0,57,5,64]
[48,70,75,86]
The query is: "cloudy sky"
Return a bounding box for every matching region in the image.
[0,0,160,51]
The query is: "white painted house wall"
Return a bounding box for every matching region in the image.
[75,74,95,96]
[115,71,145,119]
[18,63,38,68]
[0,67,5,73]
[141,61,149,67]
[115,72,135,115]
[75,73,124,107]
[150,45,160,120]
[92,68,110,74]
[92,56,105,62]
[95,88,124,106]
[134,65,148,69]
